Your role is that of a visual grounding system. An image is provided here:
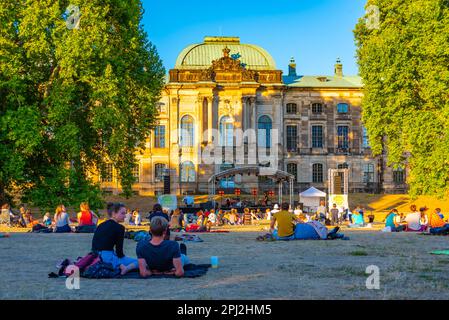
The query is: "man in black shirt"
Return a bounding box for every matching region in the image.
[91,202,138,275]
[136,216,189,277]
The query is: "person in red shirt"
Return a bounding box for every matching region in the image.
[77,202,99,226]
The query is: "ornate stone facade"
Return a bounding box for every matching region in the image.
[99,37,408,196]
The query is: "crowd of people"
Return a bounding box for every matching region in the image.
[384,205,449,234]
[0,202,99,233]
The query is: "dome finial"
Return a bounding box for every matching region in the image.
[223,46,231,58]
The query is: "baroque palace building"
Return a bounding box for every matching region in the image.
[99,36,407,196]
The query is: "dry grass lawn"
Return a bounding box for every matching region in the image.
[1,222,449,300]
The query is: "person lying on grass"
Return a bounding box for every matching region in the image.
[137,216,189,278]
[91,202,138,275]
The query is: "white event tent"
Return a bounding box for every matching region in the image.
[299,187,327,212]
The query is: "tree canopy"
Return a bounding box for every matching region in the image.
[355,0,449,198]
[0,0,165,209]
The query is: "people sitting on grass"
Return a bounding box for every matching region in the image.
[22,209,39,227]
[384,209,405,232]
[348,208,365,228]
[0,203,20,226]
[137,216,189,278]
[419,208,429,232]
[228,210,237,225]
[76,202,98,232]
[404,205,422,232]
[54,205,72,233]
[207,209,217,231]
[169,209,182,230]
[270,202,302,240]
[435,208,445,220]
[43,212,52,227]
[243,208,252,225]
[91,202,138,275]
[428,208,449,235]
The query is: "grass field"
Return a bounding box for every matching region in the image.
[1,223,449,300]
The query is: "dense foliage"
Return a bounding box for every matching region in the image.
[355,0,449,197]
[0,0,165,209]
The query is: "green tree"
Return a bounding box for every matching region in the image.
[355,0,449,198]
[0,0,165,210]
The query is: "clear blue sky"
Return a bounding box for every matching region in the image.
[141,0,366,76]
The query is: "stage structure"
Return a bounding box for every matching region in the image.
[208,166,294,207]
[327,168,349,211]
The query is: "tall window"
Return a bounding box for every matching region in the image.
[180,161,195,182]
[312,103,323,114]
[393,168,405,184]
[362,127,370,148]
[258,115,272,148]
[180,115,194,147]
[337,126,349,150]
[363,163,374,183]
[132,164,140,182]
[154,163,167,182]
[312,125,324,148]
[101,164,113,182]
[219,116,234,146]
[287,163,297,181]
[337,103,349,113]
[286,103,297,114]
[286,125,297,152]
[154,125,165,148]
[312,163,323,183]
[338,163,349,169]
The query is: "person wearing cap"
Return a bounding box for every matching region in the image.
[428,208,449,235]
[269,204,280,221]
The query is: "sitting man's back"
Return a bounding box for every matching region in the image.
[271,202,298,239]
[136,216,188,277]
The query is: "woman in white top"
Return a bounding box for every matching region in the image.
[54,205,71,233]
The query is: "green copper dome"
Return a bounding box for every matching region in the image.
[174,36,277,70]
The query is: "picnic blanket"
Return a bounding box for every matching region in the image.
[49,263,211,279]
[418,232,449,236]
[120,264,211,278]
[174,234,203,242]
[429,250,449,255]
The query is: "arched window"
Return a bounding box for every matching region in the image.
[312,163,323,183]
[287,163,297,181]
[180,115,194,147]
[219,116,234,146]
[258,115,272,148]
[180,161,195,182]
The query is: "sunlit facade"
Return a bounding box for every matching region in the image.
[100,37,407,195]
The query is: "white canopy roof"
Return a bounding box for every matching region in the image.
[299,187,326,197]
